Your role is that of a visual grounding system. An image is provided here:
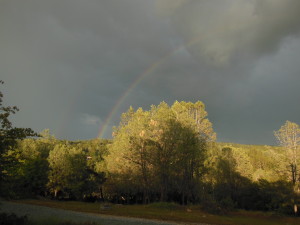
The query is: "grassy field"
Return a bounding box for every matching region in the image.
[9,199,300,225]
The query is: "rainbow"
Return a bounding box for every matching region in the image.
[97,37,204,139]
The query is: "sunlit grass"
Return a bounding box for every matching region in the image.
[13,199,300,225]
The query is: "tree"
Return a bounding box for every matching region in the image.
[274,121,300,184]
[107,107,153,203]
[76,139,108,200]
[0,81,37,195]
[148,102,207,203]
[47,144,88,199]
[13,136,55,197]
[274,121,300,215]
[171,101,216,142]
[18,157,49,196]
[0,81,36,153]
[106,101,215,204]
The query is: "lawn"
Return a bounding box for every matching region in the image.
[12,199,300,225]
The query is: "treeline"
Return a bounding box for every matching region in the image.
[106,101,216,205]
[0,97,299,215]
[0,133,295,214]
[0,103,299,215]
[0,130,109,200]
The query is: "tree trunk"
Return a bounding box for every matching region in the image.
[291,164,297,185]
[99,186,104,201]
[143,189,148,204]
[160,187,165,202]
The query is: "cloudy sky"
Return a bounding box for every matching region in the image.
[1,0,300,145]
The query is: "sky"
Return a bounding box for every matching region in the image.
[1,0,300,145]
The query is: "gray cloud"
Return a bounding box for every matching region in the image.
[1,0,300,144]
[166,0,300,66]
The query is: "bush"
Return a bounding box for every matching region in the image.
[200,195,236,215]
[147,202,182,210]
[0,212,28,225]
[200,197,223,214]
[219,197,236,211]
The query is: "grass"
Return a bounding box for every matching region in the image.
[28,218,97,225]
[0,211,98,225]
[12,199,300,225]
[29,219,97,225]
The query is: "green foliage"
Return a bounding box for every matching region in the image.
[20,158,49,195]
[106,101,213,204]
[0,81,38,197]
[215,143,286,182]
[256,180,295,213]
[0,132,109,199]
[47,144,93,199]
[202,143,298,215]
[55,140,107,200]
[0,212,28,225]
[0,81,37,154]
[1,90,299,216]
[274,120,300,204]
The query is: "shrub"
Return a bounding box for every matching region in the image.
[147,202,182,210]
[0,212,28,225]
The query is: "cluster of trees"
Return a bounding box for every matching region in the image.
[0,80,37,197]
[202,144,296,214]
[105,101,215,204]
[0,81,108,200]
[0,131,109,200]
[1,80,300,215]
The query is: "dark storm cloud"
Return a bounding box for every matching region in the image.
[155,0,300,144]
[1,0,300,144]
[167,0,300,66]
[0,0,176,139]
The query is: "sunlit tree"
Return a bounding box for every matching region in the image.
[0,81,37,196]
[106,101,215,204]
[274,121,300,185]
[274,121,300,215]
